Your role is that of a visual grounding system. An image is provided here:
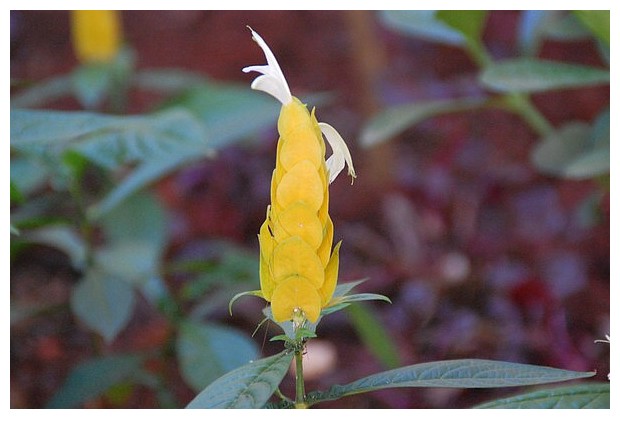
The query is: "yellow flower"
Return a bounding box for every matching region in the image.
[70,10,121,64]
[244,29,356,324]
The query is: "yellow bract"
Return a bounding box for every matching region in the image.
[70,10,121,64]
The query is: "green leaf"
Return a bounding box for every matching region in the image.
[517,11,590,56]
[346,303,400,369]
[306,359,595,406]
[475,382,609,409]
[229,290,264,316]
[332,279,368,298]
[11,75,73,108]
[531,117,609,179]
[177,321,259,392]
[480,59,609,93]
[99,191,167,251]
[11,156,51,196]
[88,81,280,218]
[573,10,610,45]
[436,10,487,43]
[378,10,466,46]
[24,225,88,270]
[70,268,136,342]
[46,354,144,408]
[10,108,211,170]
[160,82,279,149]
[360,98,486,147]
[94,192,167,286]
[185,350,293,409]
[87,150,206,220]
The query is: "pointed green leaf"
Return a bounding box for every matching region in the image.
[10,108,211,170]
[480,59,609,92]
[46,354,144,408]
[475,382,609,409]
[332,279,368,298]
[229,290,264,315]
[346,303,400,369]
[531,118,609,179]
[160,82,279,149]
[71,63,114,109]
[24,225,88,270]
[87,149,206,220]
[177,321,259,392]
[70,268,136,342]
[307,359,595,405]
[185,350,293,408]
[360,98,486,147]
[11,75,73,108]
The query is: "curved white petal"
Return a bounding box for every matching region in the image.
[319,122,357,184]
[242,28,292,105]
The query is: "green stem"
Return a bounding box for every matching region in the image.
[294,348,307,408]
[503,93,554,137]
[464,38,554,138]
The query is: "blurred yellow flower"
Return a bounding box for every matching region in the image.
[244,28,355,324]
[70,10,121,64]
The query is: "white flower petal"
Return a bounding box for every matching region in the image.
[319,122,357,184]
[242,28,292,105]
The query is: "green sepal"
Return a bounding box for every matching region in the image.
[228,289,264,315]
[322,292,391,316]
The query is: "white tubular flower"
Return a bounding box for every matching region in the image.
[242,27,292,105]
[242,27,356,184]
[319,122,357,184]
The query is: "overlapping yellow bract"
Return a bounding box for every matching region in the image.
[70,10,121,64]
[259,97,341,323]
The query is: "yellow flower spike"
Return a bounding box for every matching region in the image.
[70,10,121,64]
[244,28,355,323]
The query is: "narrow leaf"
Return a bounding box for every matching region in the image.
[360,98,486,147]
[475,382,609,409]
[346,303,400,369]
[87,149,206,220]
[307,359,595,405]
[177,321,259,392]
[24,225,88,270]
[46,354,144,408]
[229,290,264,315]
[11,75,73,108]
[480,59,609,92]
[531,119,609,179]
[185,350,293,409]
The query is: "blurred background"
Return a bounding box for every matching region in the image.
[10,10,609,408]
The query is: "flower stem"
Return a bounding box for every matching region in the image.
[294,348,307,408]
